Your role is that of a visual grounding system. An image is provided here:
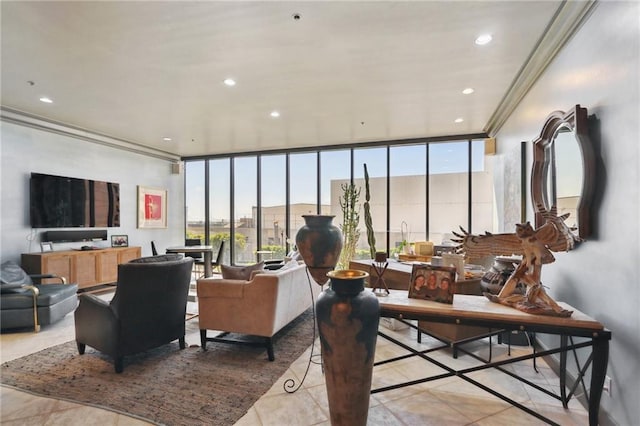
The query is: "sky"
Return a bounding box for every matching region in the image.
[185,140,486,222]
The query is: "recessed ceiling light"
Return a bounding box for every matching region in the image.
[163,137,172,141]
[270,111,280,118]
[462,88,475,95]
[223,78,236,86]
[475,34,492,45]
[39,97,53,103]
[454,118,464,123]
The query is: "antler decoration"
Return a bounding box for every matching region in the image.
[452,204,581,317]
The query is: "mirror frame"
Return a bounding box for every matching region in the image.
[531,104,594,239]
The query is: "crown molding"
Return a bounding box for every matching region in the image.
[485,0,598,136]
[1,106,181,162]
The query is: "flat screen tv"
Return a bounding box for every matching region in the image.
[30,173,120,228]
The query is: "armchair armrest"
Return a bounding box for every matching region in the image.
[29,273,67,284]
[75,293,119,355]
[79,293,110,309]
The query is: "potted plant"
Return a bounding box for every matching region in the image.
[337,182,361,270]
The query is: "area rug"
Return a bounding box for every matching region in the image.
[1,309,315,426]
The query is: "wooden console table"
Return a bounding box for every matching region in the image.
[22,246,141,290]
[375,290,611,426]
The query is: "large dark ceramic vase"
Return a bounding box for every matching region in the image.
[295,215,343,285]
[317,269,380,426]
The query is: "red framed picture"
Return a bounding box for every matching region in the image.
[137,186,167,228]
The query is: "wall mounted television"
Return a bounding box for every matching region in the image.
[30,173,120,228]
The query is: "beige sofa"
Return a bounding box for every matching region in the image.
[196,263,320,360]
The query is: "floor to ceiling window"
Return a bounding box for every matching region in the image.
[390,144,427,255]
[289,152,319,249]
[184,137,495,266]
[233,156,257,264]
[428,141,469,244]
[260,154,286,260]
[208,158,230,264]
[185,160,205,242]
[354,147,388,256]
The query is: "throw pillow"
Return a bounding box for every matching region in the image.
[0,261,32,294]
[220,261,264,280]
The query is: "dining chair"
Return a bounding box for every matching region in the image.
[185,238,202,278]
[195,240,225,276]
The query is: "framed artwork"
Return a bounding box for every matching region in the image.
[40,242,53,252]
[111,234,129,247]
[137,186,167,228]
[408,264,456,304]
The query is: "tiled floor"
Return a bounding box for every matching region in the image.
[1,291,590,425]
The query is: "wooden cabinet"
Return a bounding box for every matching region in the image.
[22,246,141,290]
[40,253,73,284]
[98,250,120,284]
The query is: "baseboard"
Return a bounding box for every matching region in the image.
[538,340,616,426]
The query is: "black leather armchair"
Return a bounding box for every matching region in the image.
[74,254,193,373]
[1,261,78,332]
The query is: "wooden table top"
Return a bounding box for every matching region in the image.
[378,290,605,332]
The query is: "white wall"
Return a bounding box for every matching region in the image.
[1,121,185,262]
[495,2,639,424]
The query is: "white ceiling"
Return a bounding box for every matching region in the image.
[1,1,591,159]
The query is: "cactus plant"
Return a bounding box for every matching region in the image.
[337,182,361,270]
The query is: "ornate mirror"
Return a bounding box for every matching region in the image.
[531,105,595,239]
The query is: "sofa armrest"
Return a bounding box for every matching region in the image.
[29,274,67,284]
[197,278,247,298]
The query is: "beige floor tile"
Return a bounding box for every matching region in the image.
[253,388,328,426]
[1,413,50,425]
[234,406,262,426]
[115,413,157,426]
[1,387,60,421]
[430,390,512,422]
[384,389,475,426]
[366,403,405,425]
[371,365,432,404]
[473,406,547,426]
[305,383,330,414]
[531,403,589,426]
[43,405,121,425]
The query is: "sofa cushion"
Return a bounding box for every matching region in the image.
[220,262,264,280]
[129,254,183,263]
[1,261,32,294]
[0,283,78,309]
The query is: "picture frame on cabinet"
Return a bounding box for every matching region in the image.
[111,235,129,247]
[40,242,53,252]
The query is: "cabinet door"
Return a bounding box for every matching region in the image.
[74,252,99,289]
[98,250,119,284]
[42,254,73,284]
[118,247,141,264]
